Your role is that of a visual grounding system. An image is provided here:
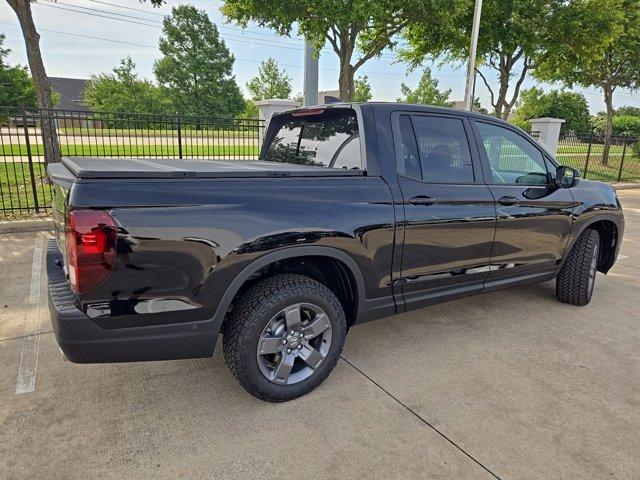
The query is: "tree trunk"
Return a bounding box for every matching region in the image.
[602,85,614,167]
[7,0,61,164]
[493,64,510,120]
[338,61,355,101]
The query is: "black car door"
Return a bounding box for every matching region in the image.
[392,112,496,310]
[471,120,575,289]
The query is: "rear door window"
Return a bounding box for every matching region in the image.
[411,115,475,183]
[263,109,361,170]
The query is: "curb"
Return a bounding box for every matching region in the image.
[0,218,54,234]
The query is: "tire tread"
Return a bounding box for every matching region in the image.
[556,229,600,306]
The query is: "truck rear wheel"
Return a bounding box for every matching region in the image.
[222,274,347,402]
[556,229,600,306]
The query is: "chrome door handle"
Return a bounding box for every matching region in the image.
[498,195,520,206]
[409,195,437,206]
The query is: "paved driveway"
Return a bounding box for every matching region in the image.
[1,190,639,480]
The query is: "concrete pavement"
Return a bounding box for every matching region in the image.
[1,191,639,479]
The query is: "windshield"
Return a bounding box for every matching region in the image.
[262,109,361,170]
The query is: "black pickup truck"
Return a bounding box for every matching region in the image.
[47,103,624,402]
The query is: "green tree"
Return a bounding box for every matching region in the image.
[397,67,454,107]
[402,0,617,120]
[221,0,418,101]
[471,98,488,114]
[154,5,244,118]
[0,32,36,108]
[513,87,591,134]
[592,114,640,138]
[247,58,292,100]
[536,0,640,165]
[84,57,171,114]
[353,75,373,102]
[616,106,640,117]
[239,99,259,120]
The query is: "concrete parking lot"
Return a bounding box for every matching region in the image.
[1,190,639,480]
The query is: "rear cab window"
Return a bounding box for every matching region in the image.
[395,113,475,184]
[262,108,362,170]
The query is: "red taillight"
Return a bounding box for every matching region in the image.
[65,210,117,293]
[292,108,325,116]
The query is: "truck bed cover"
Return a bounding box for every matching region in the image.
[57,157,364,180]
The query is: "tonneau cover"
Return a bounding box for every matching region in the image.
[59,157,364,179]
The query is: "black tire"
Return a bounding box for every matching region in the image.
[222,274,347,402]
[556,229,600,306]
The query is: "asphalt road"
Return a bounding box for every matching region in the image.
[1,190,639,480]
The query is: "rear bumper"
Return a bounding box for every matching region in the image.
[46,240,221,363]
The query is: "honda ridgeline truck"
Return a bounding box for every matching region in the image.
[47,103,624,401]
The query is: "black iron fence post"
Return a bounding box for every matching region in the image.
[21,105,40,214]
[583,130,594,179]
[617,136,628,183]
[176,113,183,159]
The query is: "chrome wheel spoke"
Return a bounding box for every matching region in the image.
[303,313,330,340]
[284,305,302,331]
[299,344,324,370]
[273,353,295,384]
[258,335,284,355]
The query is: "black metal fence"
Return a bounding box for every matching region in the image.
[2,105,640,218]
[0,106,264,217]
[530,130,640,183]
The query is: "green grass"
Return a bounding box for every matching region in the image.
[556,142,626,155]
[0,144,260,158]
[0,162,51,215]
[498,140,640,182]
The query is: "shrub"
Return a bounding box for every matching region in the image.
[592,114,640,138]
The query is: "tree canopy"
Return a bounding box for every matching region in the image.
[402,0,617,119]
[246,58,292,100]
[0,32,36,108]
[221,0,418,101]
[513,87,591,134]
[84,56,171,114]
[397,68,454,107]
[616,106,640,117]
[154,5,244,118]
[535,0,640,164]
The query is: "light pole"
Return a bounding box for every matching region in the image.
[303,39,319,107]
[463,0,483,111]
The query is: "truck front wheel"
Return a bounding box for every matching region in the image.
[222,274,347,402]
[556,229,600,306]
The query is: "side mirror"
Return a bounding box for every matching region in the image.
[556,166,579,188]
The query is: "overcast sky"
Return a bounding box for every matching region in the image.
[1,0,639,114]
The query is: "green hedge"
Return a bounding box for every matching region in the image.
[592,115,640,137]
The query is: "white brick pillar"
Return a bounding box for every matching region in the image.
[529,117,565,156]
[255,99,298,151]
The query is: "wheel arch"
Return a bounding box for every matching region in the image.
[565,215,621,274]
[214,246,367,331]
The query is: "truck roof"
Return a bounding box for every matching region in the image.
[288,101,502,123]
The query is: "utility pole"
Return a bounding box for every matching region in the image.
[303,39,319,107]
[463,0,483,111]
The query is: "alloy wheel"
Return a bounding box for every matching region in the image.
[256,303,333,385]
